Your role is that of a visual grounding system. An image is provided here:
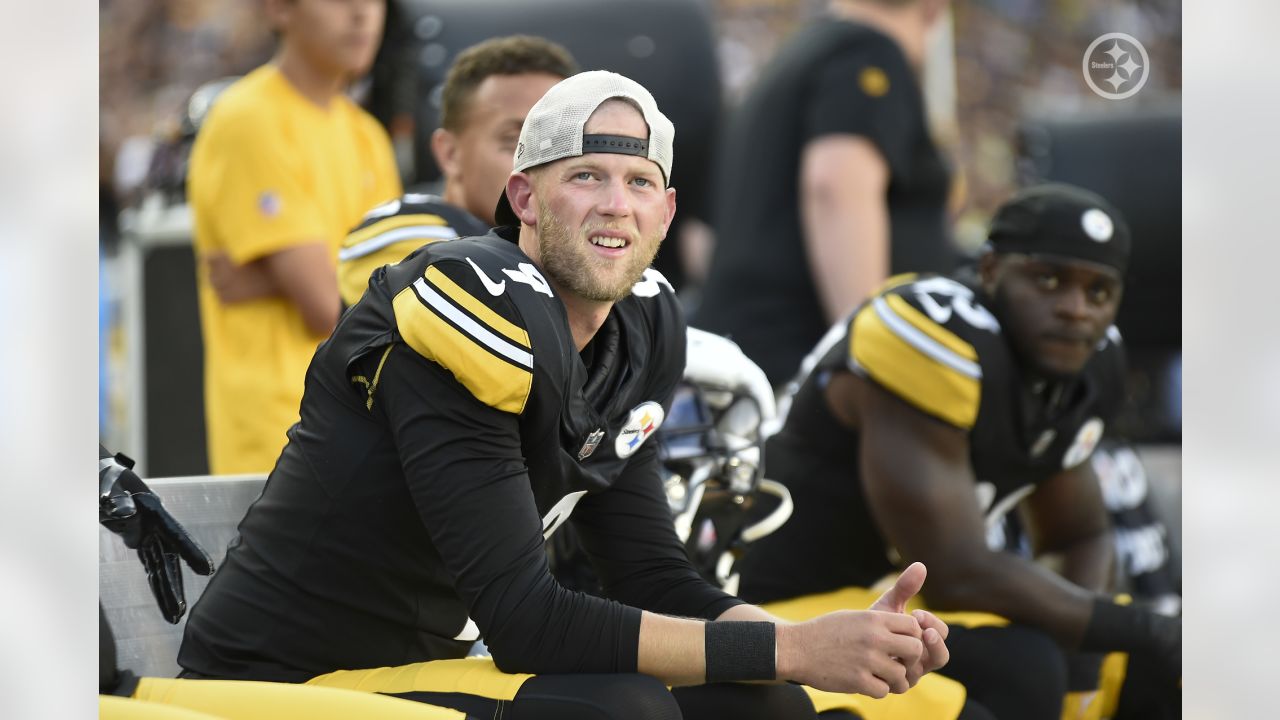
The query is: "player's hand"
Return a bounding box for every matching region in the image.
[100,446,215,623]
[778,608,924,697]
[869,561,950,683]
[205,251,278,303]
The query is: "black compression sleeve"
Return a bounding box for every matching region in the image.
[1081,599,1180,659]
[570,444,746,621]
[378,344,642,674]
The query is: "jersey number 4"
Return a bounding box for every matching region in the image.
[541,491,587,539]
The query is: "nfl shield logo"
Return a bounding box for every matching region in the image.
[577,428,605,461]
[258,191,282,218]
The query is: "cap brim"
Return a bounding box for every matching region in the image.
[994,247,1127,278]
[494,189,519,227]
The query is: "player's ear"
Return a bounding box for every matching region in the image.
[661,186,677,236]
[431,128,461,182]
[507,172,538,226]
[264,0,291,35]
[978,250,1000,295]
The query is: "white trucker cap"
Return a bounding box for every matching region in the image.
[495,70,674,226]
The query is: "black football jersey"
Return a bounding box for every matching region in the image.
[180,227,740,682]
[738,273,1126,603]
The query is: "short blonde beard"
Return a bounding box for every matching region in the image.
[535,195,662,303]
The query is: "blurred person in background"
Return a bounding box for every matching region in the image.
[338,35,578,306]
[737,184,1180,719]
[695,0,957,387]
[188,0,401,474]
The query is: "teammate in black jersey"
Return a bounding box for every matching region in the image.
[738,184,1180,719]
[338,36,577,306]
[177,70,952,719]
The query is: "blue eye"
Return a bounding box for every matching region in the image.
[633,177,651,188]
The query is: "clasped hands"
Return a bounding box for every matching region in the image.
[778,562,950,698]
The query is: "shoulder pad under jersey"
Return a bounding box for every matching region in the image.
[849,275,1001,430]
[338,194,489,306]
[387,238,553,415]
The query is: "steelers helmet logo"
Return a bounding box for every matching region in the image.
[859,67,890,98]
[1081,208,1114,242]
[616,401,665,459]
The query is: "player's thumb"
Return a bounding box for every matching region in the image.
[871,562,927,614]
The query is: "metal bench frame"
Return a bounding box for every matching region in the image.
[100,474,266,678]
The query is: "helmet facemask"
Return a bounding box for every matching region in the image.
[657,330,793,595]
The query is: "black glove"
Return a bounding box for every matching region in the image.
[99,445,215,623]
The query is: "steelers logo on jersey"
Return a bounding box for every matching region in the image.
[616,402,665,458]
[1062,417,1105,469]
[859,66,890,97]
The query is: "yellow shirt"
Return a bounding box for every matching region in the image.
[189,65,401,474]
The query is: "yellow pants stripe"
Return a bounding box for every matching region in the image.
[307,656,533,702]
[803,680,968,719]
[131,677,463,719]
[101,695,224,720]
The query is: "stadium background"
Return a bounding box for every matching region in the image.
[98,0,1182,462]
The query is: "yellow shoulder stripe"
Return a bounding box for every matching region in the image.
[343,213,450,249]
[131,676,467,719]
[392,271,532,414]
[425,266,529,348]
[851,300,980,429]
[339,241,446,306]
[883,294,978,362]
[875,272,919,295]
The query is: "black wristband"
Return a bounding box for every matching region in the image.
[705,621,776,683]
[1081,599,1179,656]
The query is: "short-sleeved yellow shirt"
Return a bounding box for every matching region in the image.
[189,65,401,474]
